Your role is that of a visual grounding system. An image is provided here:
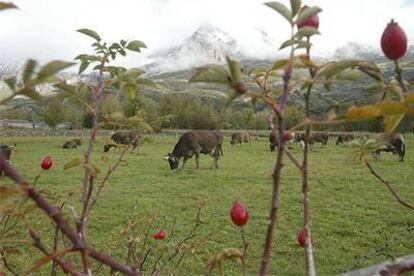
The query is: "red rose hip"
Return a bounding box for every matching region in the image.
[41,156,53,170]
[297,6,319,30]
[153,230,165,240]
[297,228,313,247]
[230,201,249,226]
[381,19,407,60]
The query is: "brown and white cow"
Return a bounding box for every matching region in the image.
[165,130,224,170]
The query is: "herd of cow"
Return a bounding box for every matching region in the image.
[0,130,407,175]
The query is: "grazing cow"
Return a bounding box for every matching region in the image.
[104,130,141,153]
[165,130,224,170]
[335,134,355,145]
[0,143,16,176]
[372,133,405,162]
[294,132,314,149]
[269,132,277,151]
[230,131,251,146]
[312,131,329,146]
[62,138,82,149]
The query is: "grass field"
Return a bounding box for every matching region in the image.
[1,134,414,275]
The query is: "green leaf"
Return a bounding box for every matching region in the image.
[118,48,126,56]
[74,54,101,62]
[272,59,289,70]
[125,40,147,52]
[357,61,382,81]
[109,42,122,50]
[54,82,76,94]
[77,28,101,41]
[295,40,312,49]
[226,56,241,83]
[189,65,230,84]
[0,2,17,10]
[120,39,127,47]
[295,6,322,25]
[290,0,301,17]
[125,68,145,80]
[279,38,296,50]
[336,70,362,82]
[63,158,81,170]
[384,114,405,134]
[316,60,359,80]
[79,61,90,74]
[388,83,404,98]
[226,90,240,107]
[19,89,42,101]
[36,61,75,82]
[295,26,320,38]
[22,59,37,84]
[135,78,156,88]
[264,2,293,24]
[124,83,138,98]
[3,76,16,90]
[323,81,332,92]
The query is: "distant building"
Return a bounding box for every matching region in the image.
[56,122,73,130]
[0,119,50,129]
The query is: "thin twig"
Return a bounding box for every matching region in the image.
[26,226,80,275]
[90,144,131,209]
[364,158,414,210]
[153,208,202,274]
[394,60,409,93]
[240,227,249,276]
[1,250,18,276]
[284,146,303,172]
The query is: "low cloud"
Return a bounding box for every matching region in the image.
[1,0,414,67]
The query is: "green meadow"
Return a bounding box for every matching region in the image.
[1,134,414,275]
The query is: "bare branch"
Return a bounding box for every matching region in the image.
[259,50,293,276]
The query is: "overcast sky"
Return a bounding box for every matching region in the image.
[1,0,414,67]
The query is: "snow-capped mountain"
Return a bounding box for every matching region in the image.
[144,24,243,74]
[333,42,381,59]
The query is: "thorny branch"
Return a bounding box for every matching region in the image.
[259,46,293,276]
[301,36,317,276]
[0,156,141,275]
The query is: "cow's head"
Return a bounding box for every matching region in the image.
[0,144,15,160]
[165,153,179,170]
[103,144,117,153]
[0,143,16,175]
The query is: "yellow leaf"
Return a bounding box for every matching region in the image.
[63,158,81,170]
[0,2,17,10]
[384,114,405,134]
[404,93,414,104]
[375,101,412,115]
[0,186,19,198]
[345,105,382,121]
